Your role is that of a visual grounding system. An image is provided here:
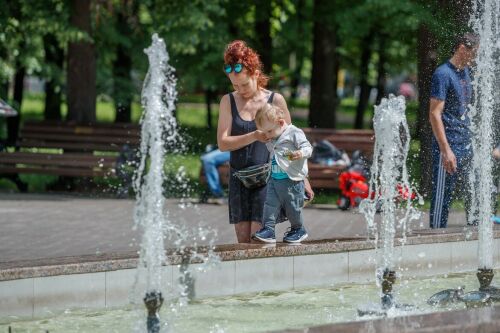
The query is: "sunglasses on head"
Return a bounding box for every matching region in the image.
[223,63,243,74]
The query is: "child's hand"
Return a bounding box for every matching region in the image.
[289,150,303,161]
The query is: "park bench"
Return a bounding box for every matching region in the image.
[0,121,140,191]
[199,128,374,191]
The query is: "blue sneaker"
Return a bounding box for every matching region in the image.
[283,227,308,243]
[491,216,500,224]
[253,227,276,243]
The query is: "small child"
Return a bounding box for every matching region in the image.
[253,103,313,243]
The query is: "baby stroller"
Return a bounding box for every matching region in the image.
[337,151,370,211]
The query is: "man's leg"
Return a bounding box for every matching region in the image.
[456,152,477,225]
[430,152,458,228]
[201,149,230,197]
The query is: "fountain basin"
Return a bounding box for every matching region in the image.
[1,228,499,320]
[1,271,499,332]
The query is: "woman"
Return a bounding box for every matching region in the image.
[217,40,314,243]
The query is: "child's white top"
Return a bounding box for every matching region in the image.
[266,124,313,181]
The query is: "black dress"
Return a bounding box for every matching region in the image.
[228,92,274,224]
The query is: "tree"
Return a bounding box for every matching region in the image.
[148,0,231,130]
[67,0,96,123]
[254,0,273,75]
[416,24,438,196]
[354,30,374,129]
[308,0,338,128]
[43,34,64,120]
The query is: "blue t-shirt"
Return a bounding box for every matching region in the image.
[430,61,472,148]
[271,156,288,180]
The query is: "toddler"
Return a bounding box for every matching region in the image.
[253,103,312,243]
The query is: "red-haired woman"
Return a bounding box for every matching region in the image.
[217,40,314,243]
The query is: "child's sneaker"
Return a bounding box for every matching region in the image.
[253,227,276,243]
[283,227,308,243]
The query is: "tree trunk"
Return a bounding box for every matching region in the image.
[0,81,8,100]
[67,0,96,124]
[375,35,387,105]
[290,0,305,103]
[354,32,373,129]
[113,8,133,123]
[254,0,272,75]
[43,34,64,121]
[417,24,438,197]
[451,0,473,27]
[309,0,337,128]
[7,67,25,144]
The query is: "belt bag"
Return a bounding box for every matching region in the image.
[233,163,271,189]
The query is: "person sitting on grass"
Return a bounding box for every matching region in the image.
[252,103,312,244]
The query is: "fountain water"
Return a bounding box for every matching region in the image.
[131,33,178,332]
[358,95,421,314]
[130,33,220,332]
[468,0,500,297]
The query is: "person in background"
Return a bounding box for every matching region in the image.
[200,147,230,204]
[429,33,479,228]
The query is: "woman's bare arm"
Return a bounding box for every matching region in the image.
[273,93,292,124]
[217,94,262,151]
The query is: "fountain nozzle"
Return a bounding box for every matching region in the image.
[144,291,164,333]
[381,269,396,309]
[477,268,494,290]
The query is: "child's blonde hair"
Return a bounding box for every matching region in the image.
[255,103,285,128]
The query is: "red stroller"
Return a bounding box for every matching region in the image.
[337,170,370,210]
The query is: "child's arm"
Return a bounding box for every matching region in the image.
[290,129,313,160]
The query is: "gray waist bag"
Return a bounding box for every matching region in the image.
[233,163,271,189]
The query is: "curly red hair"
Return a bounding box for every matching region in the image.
[223,40,269,88]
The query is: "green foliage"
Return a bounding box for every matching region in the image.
[0,0,78,84]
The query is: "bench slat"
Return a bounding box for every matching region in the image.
[0,166,111,177]
[0,152,116,168]
[21,132,140,145]
[21,125,140,137]
[18,140,125,152]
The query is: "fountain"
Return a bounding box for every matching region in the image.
[358,94,421,315]
[131,33,178,332]
[468,0,500,299]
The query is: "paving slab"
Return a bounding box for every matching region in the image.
[0,193,467,263]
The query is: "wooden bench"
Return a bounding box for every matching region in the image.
[0,121,140,191]
[199,128,374,191]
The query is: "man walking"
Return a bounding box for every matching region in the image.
[429,33,478,228]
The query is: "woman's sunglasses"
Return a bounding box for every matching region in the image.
[223,63,243,74]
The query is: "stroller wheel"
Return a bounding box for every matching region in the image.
[338,196,350,210]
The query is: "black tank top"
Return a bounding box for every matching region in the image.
[229,92,274,170]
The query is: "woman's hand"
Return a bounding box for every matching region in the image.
[254,130,270,143]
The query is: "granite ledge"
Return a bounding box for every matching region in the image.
[0,229,498,281]
[278,304,500,333]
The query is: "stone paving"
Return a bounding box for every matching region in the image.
[0,193,467,264]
